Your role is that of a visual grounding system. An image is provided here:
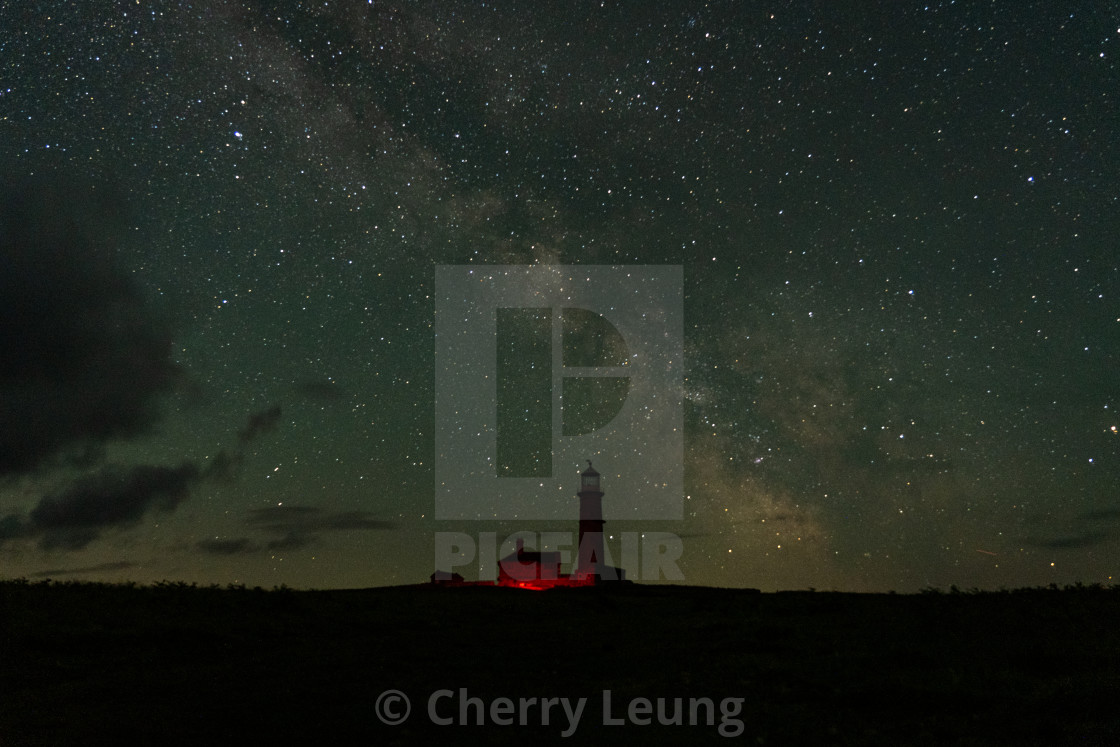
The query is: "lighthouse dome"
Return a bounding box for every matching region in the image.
[580,460,601,492]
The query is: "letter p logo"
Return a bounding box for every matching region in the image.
[496,306,630,477]
[435,266,682,521]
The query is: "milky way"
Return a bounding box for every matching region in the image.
[1,1,1116,591]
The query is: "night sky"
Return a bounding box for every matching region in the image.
[1,1,1117,592]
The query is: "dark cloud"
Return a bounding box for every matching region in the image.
[198,506,386,556]
[238,405,283,444]
[203,450,239,483]
[0,514,24,542]
[207,405,283,483]
[2,462,201,550]
[28,561,137,578]
[198,537,257,555]
[38,528,101,552]
[243,506,393,549]
[30,463,199,529]
[266,531,311,551]
[1028,532,1111,550]
[320,511,397,531]
[247,506,394,533]
[0,406,284,551]
[0,175,181,477]
[1025,507,1120,550]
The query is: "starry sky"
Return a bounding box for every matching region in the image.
[1,0,1117,592]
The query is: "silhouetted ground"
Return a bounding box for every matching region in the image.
[1,580,1118,745]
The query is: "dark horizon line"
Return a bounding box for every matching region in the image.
[2,576,1117,596]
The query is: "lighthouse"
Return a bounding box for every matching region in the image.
[433,459,626,588]
[576,461,606,581]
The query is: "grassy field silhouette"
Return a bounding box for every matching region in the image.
[2,580,1118,744]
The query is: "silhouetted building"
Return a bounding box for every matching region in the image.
[497,537,563,588]
[494,461,625,589]
[575,461,605,580]
[574,461,625,583]
[431,461,626,589]
[430,570,466,585]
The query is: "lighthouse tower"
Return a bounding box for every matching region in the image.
[576,461,606,581]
